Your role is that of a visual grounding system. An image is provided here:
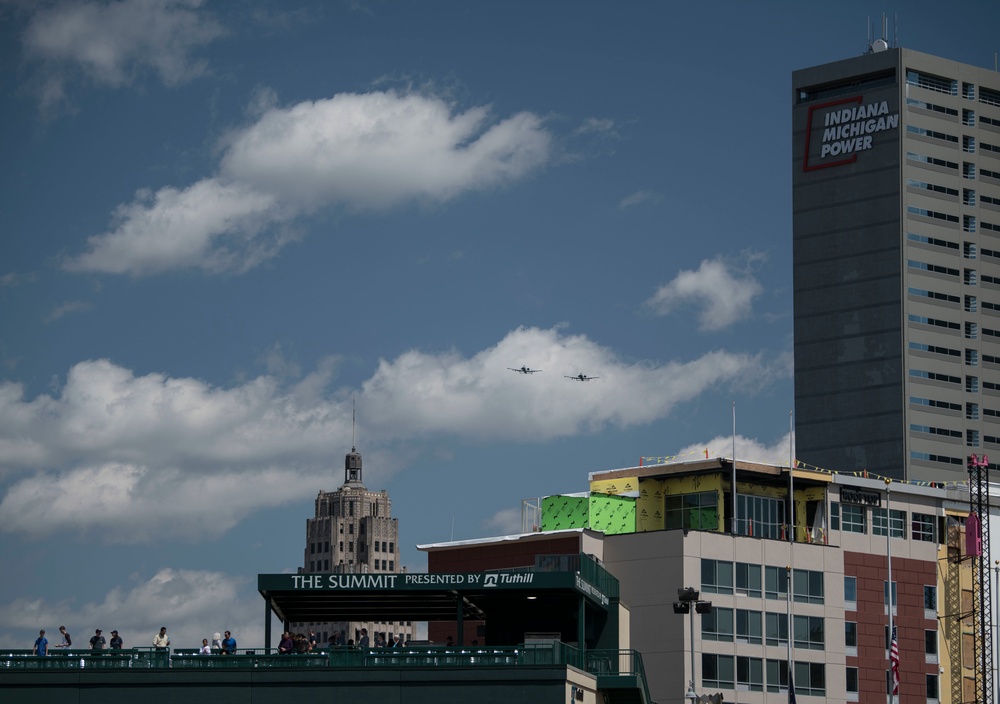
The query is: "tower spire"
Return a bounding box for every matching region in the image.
[345,398,363,486]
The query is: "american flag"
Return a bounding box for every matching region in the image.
[890,625,900,696]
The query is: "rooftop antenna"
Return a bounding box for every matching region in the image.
[868,13,889,54]
[352,396,356,449]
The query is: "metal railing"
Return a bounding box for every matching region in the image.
[586,649,652,704]
[1,642,644,681]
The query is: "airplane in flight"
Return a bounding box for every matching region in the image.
[565,374,599,381]
[508,366,542,374]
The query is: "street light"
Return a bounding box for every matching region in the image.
[674,587,713,702]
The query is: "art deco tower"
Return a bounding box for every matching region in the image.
[297,445,413,645]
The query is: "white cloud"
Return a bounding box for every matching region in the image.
[23,0,224,112]
[0,568,265,650]
[619,190,661,209]
[482,507,524,536]
[64,179,284,276]
[361,326,769,441]
[674,431,794,467]
[65,91,551,275]
[44,299,93,323]
[645,254,765,331]
[0,327,781,540]
[574,117,617,137]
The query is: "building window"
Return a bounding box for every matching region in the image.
[965,216,978,233]
[906,69,957,95]
[842,503,866,533]
[965,241,978,259]
[912,396,961,412]
[846,666,859,696]
[737,656,763,692]
[310,543,316,554]
[908,206,959,224]
[966,295,978,312]
[965,189,977,206]
[982,86,1000,106]
[925,585,938,613]
[793,615,825,650]
[794,662,826,697]
[964,162,977,179]
[908,151,959,170]
[910,451,964,465]
[963,109,976,126]
[964,135,976,153]
[927,673,940,701]
[736,562,762,597]
[872,508,907,538]
[736,493,785,539]
[830,501,840,530]
[339,541,343,552]
[925,630,938,660]
[702,559,734,595]
[912,513,938,542]
[701,607,734,642]
[736,609,762,644]
[765,659,789,693]
[844,576,857,609]
[382,559,387,570]
[845,621,858,649]
[764,612,788,646]
[967,349,979,366]
[967,375,980,393]
[910,423,961,438]
[907,178,959,196]
[348,541,354,553]
[702,654,734,689]
[349,524,354,535]
[764,565,789,600]
[967,322,979,339]
[884,581,898,609]
[968,429,981,447]
[389,560,394,570]
[664,490,719,530]
[963,82,976,100]
[793,569,825,604]
[323,559,329,570]
[389,542,394,553]
[906,125,958,143]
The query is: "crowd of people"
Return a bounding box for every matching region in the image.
[275,628,412,654]
[31,626,434,655]
[30,625,239,655]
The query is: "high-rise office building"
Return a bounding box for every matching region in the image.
[793,44,1000,482]
[297,446,413,645]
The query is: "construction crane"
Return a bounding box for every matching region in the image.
[967,453,993,703]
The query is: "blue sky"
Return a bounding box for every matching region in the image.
[2,0,999,649]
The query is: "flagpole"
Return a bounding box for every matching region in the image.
[788,410,794,543]
[732,401,738,536]
[786,565,794,703]
[886,478,896,704]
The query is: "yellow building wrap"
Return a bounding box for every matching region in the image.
[589,477,639,495]
[636,479,665,532]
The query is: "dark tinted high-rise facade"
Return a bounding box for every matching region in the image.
[793,47,1000,483]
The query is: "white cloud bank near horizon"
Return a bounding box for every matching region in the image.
[0,326,785,541]
[64,90,552,276]
[0,567,264,650]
